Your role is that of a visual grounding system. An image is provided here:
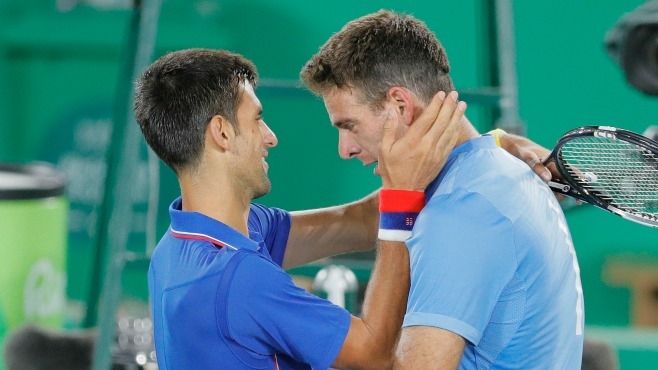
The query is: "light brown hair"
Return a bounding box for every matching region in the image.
[300,9,454,109]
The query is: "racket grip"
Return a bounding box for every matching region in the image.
[547,180,570,194]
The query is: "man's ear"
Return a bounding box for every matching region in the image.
[387,87,415,127]
[207,115,235,152]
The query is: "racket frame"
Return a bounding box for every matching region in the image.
[545,125,658,228]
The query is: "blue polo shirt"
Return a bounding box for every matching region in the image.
[404,135,584,369]
[149,198,351,369]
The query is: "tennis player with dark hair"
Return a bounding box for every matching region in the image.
[301,9,584,368]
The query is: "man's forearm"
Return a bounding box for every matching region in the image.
[360,241,410,361]
[331,189,422,369]
[284,190,380,269]
[330,240,410,369]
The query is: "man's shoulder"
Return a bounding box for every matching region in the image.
[249,203,291,227]
[436,147,548,216]
[149,236,269,289]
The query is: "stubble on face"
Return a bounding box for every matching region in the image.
[231,125,272,200]
[250,171,271,199]
[231,83,273,200]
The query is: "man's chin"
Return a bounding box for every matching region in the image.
[252,181,272,200]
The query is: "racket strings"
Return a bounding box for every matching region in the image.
[559,137,658,217]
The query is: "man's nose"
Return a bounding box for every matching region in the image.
[338,131,360,160]
[261,121,278,148]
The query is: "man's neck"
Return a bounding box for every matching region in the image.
[178,174,251,236]
[454,117,480,147]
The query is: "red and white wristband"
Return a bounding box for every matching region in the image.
[378,189,426,242]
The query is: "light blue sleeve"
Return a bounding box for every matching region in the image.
[403,188,517,345]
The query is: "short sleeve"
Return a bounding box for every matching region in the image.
[249,203,291,266]
[403,189,517,345]
[222,252,350,369]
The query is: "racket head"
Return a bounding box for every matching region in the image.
[548,126,658,228]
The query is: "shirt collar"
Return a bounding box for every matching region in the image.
[425,135,498,198]
[168,197,260,251]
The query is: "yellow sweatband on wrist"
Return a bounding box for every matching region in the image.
[487,128,507,148]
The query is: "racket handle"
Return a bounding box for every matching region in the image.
[547,180,570,195]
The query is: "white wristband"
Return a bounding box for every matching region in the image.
[377,228,412,242]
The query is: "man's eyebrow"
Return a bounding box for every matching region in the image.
[332,119,352,128]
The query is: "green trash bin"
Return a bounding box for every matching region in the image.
[0,163,67,339]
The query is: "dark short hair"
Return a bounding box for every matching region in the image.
[134,48,258,172]
[300,9,453,109]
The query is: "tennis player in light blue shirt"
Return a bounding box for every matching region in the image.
[403,135,584,369]
[299,9,584,367]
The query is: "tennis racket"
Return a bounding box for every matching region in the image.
[544,125,658,228]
